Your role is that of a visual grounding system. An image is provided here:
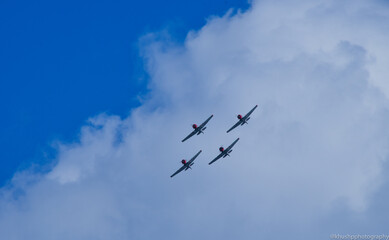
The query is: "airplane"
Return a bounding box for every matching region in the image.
[170,150,202,178]
[209,138,239,165]
[226,105,258,133]
[181,115,213,142]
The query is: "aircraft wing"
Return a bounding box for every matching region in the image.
[225,138,240,152]
[170,165,186,178]
[208,152,224,165]
[243,105,258,119]
[198,114,213,130]
[181,129,197,142]
[226,120,242,133]
[187,150,202,165]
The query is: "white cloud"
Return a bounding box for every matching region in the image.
[1,0,389,239]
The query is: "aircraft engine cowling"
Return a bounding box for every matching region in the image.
[219,147,224,152]
[237,114,242,120]
[181,159,187,165]
[192,124,198,129]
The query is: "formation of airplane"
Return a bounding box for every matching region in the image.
[181,115,213,142]
[227,105,258,133]
[170,105,257,178]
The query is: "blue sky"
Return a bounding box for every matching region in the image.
[0,0,249,185]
